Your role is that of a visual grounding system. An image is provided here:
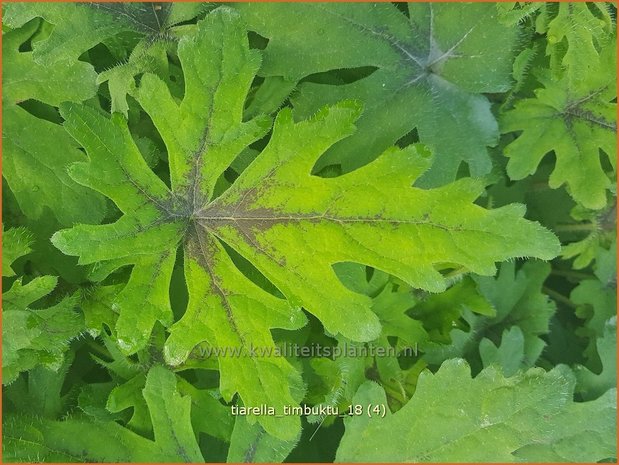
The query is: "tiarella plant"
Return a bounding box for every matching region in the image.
[2,3,616,463]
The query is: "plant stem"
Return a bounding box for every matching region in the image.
[550,269,594,280]
[543,286,577,309]
[87,340,112,360]
[444,267,469,287]
[554,223,598,233]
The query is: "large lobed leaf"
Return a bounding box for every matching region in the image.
[336,359,616,462]
[51,8,559,440]
[501,47,617,210]
[2,18,107,227]
[2,3,199,65]
[235,2,518,186]
[3,2,210,116]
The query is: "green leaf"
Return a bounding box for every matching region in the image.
[373,282,426,349]
[80,284,123,337]
[501,46,617,209]
[77,382,122,423]
[2,19,97,106]
[52,8,558,439]
[2,19,107,227]
[569,240,617,398]
[227,416,299,463]
[571,241,617,363]
[479,326,527,377]
[336,360,616,462]
[2,276,84,385]
[141,366,203,462]
[574,319,616,401]
[176,377,234,443]
[476,261,555,355]
[411,275,495,349]
[107,374,151,435]
[304,341,368,425]
[2,226,33,277]
[96,4,212,116]
[496,3,542,26]
[235,3,519,185]
[540,3,614,83]
[4,354,75,419]
[3,3,210,116]
[2,4,616,462]
[423,262,555,373]
[3,106,108,226]
[89,334,142,382]
[51,8,302,440]
[98,39,171,116]
[2,366,203,462]
[51,8,559,440]
[3,3,150,65]
[333,271,428,410]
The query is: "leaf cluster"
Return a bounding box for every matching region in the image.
[2,2,616,463]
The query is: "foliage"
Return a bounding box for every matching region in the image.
[2,2,616,463]
[236,2,519,186]
[337,360,616,462]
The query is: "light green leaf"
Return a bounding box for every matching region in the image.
[373,282,426,348]
[3,3,155,65]
[89,335,141,384]
[2,366,203,462]
[3,275,57,312]
[3,106,107,226]
[2,18,106,227]
[2,226,33,277]
[496,3,542,26]
[98,40,171,116]
[245,76,297,119]
[107,374,151,435]
[423,262,555,372]
[572,241,617,363]
[336,359,616,462]
[334,270,427,409]
[95,4,212,115]
[2,277,83,385]
[479,326,526,377]
[236,3,519,185]
[3,3,210,116]
[52,8,558,440]
[227,416,299,463]
[541,3,614,84]
[80,284,123,337]
[560,203,616,268]
[2,19,97,106]
[141,366,203,462]
[574,318,616,401]
[176,377,234,443]
[501,46,616,210]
